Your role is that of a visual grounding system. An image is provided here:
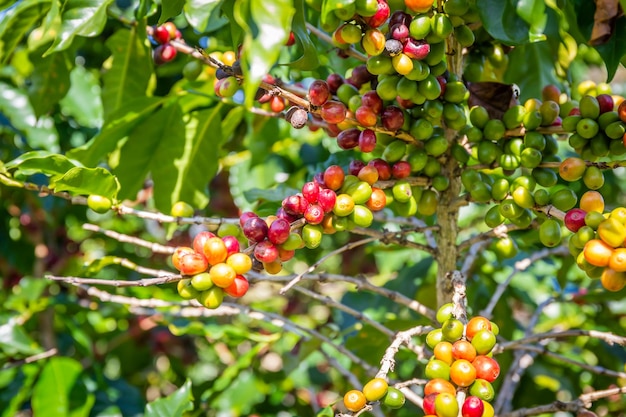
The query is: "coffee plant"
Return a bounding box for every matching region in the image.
[1,0,626,416]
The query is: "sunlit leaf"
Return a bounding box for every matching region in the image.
[102,24,154,120]
[67,96,166,166]
[51,166,120,199]
[27,49,72,117]
[151,103,222,213]
[0,366,39,417]
[0,316,41,357]
[158,0,185,24]
[235,0,295,109]
[593,16,626,81]
[0,0,51,64]
[287,0,319,70]
[321,0,353,26]
[32,357,94,417]
[45,0,115,55]
[59,65,104,128]
[476,0,531,45]
[5,151,77,176]
[145,379,193,417]
[0,82,59,151]
[183,0,225,32]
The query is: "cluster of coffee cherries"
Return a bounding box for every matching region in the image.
[423,304,500,417]
[172,230,251,309]
[342,377,405,412]
[151,22,182,64]
[564,190,626,291]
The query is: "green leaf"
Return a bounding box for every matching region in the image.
[59,64,104,128]
[102,25,154,120]
[316,406,334,417]
[321,0,353,25]
[45,0,115,55]
[243,185,300,203]
[144,379,193,417]
[151,103,223,213]
[221,105,245,141]
[27,49,72,117]
[51,166,120,199]
[235,0,295,109]
[505,41,560,102]
[0,366,39,417]
[113,104,179,201]
[0,82,59,151]
[67,96,166,166]
[0,0,16,11]
[593,16,626,81]
[515,0,546,41]
[476,0,531,45]
[5,151,77,176]
[288,0,319,70]
[0,316,41,357]
[184,0,227,32]
[32,357,95,417]
[0,0,52,64]
[159,0,185,23]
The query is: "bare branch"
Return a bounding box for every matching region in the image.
[83,223,176,254]
[349,227,438,256]
[481,246,569,319]
[2,348,58,370]
[495,329,626,353]
[500,386,626,417]
[46,274,183,287]
[115,205,239,228]
[510,344,626,379]
[248,271,437,322]
[377,326,432,379]
[279,237,378,294]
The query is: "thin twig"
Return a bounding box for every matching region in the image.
[376,326,432,379]
[499,386,626,417]
[2,348,58,370]
[304,22,367,62]
[495,329,626,353]
[349,228,438,256]
[509,344,626,379]
[481,246,569,319]
[115,205,239,228]
[46,274,183,287]
[279,237,377,294]
[83,223,176,254]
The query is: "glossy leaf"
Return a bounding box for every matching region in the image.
[51,166,120,199]
[0,82,59,151]
[0,0,15,11]
[151,103,223,213]
[5,151,76,176]
[0,315,41,357]
[321,0,353,25]
[476,0,530,45]
[515,0,547,41]
[67,96,166,166]
[0,0,51,64]
[102,25,154,120]
[593,16,626,81]
[0,366,39,417]
[59,65,104,128]
[113,102,184,203]
[158,0,185,24]
[184,0,226,32]
[32,357,94,417]
[288,0,319,70]
[144,379,193,417]
[505,42,560,102]
[45,0,115,55]
[27,49,71,117]
[236,0,295,109]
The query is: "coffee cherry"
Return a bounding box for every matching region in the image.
[318,189,337,213]
[190,272,213,290]
[337,128,360,150]
[323,165,345,191]
[302,224,323,249]
[177,278,200,299]
[382,387,405,409]
[308,80,331,106]
[366,0,390,28]
[153,25,171,44]
[243,217,269,243]
[197,287,224,309]
[466,316,492,340]
[462,396,485,417]
[239,211,258,227]
[450,359,477,387]
[224,274,249,298]
[153,44,177,64]
[343,390,366,412]
[320,101,347,124]
[254,240,279,263]
[469,378,495,401]
[435,392,459,417]
[202,237,229,265]
[177,252,209,276]
[363,377,388,401]
[87,195,113,213]
[171,201,194,217]
[473,355,500,382]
